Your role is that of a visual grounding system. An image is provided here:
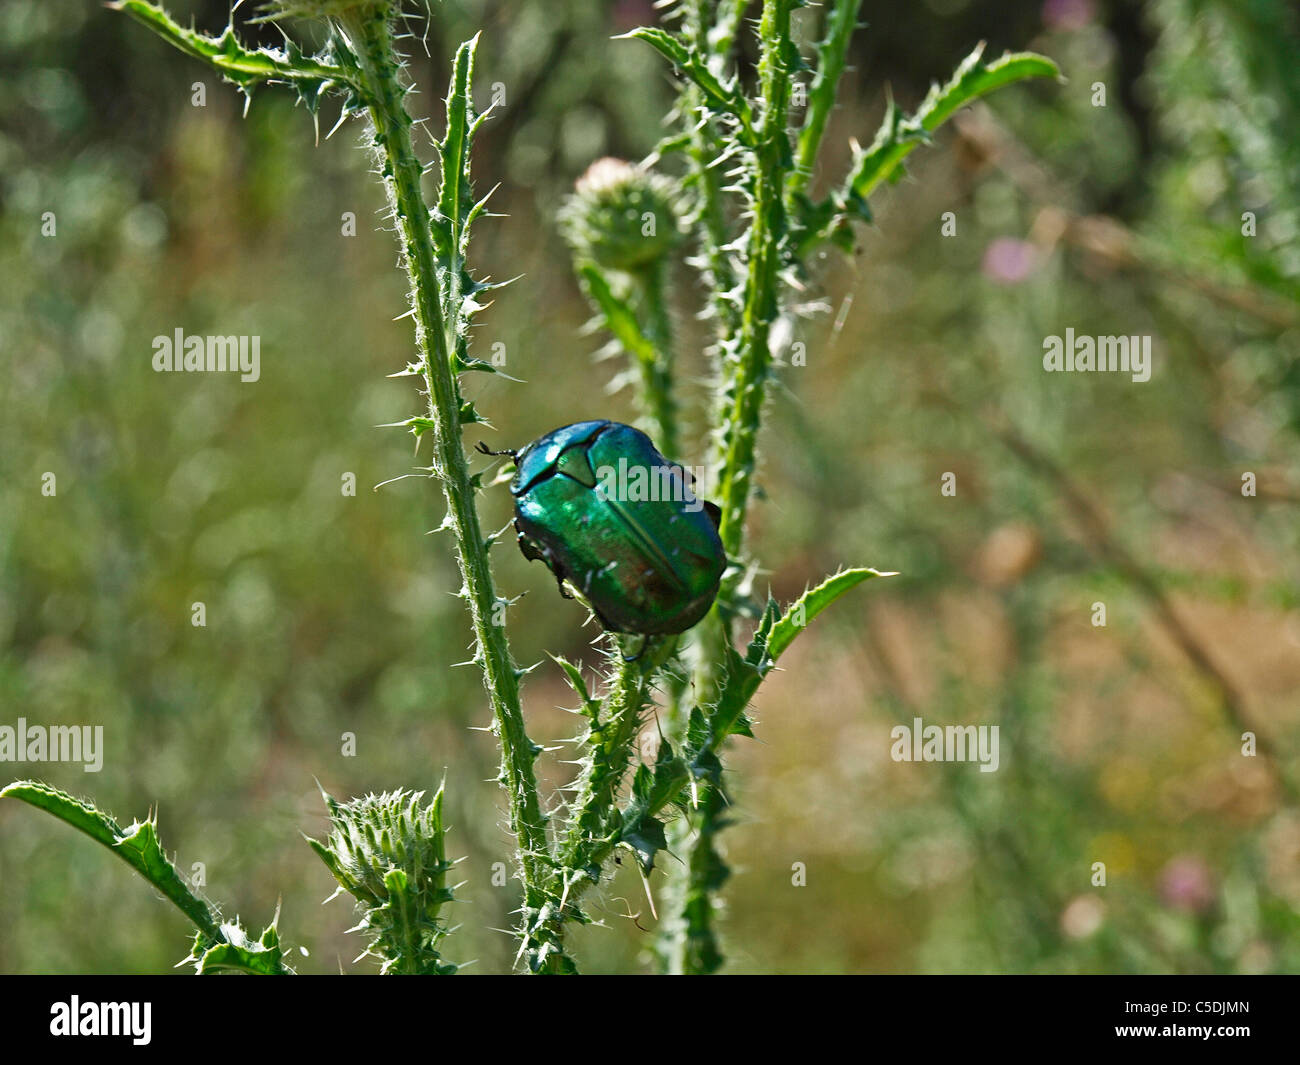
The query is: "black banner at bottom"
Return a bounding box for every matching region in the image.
[1,974,1293,1052]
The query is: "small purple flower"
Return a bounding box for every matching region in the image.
[981,237,1038,285]
[1159,855,1216,915]
[1043,0,1095,32]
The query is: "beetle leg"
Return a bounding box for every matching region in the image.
[585,599,621,633]
[516,529,545,563]
[517,528,575,600]
[620,634,651,663]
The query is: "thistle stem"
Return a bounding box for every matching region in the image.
[663,0,800,975]
[662,783,727,974]
[682,0,743,347]
[635,262,680,458]
[538,638,678,970]
[712,0,797,560]
[558,657,652,876]
[337,7,554,942]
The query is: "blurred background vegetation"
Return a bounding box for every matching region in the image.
[1,0,1298,974]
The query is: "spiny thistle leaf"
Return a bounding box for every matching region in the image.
[3,780,295,973]
[611,740,689,874]
[2,780,222,942]
[190,917,288,975]
[435,33,482,245]
[553,655,601,719]
[618,26,754,137]
[427,35,502,389]
[849,45,1061,199]
[764,565,896,662]
[108,1,364,103]
[718,567,895,741]
[622,814,668,874]
[793,44,1060,255]
[789,0,864,200]
[254,0,398,19]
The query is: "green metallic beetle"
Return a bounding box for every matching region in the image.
[478,420,726,636]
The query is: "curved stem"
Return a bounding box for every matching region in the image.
[635,261,680,458]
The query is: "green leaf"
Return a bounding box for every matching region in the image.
[436,34,481,245]
[745,596,781,668]
[621,815,668,874]
[553,655,600,719]
[108,1,362,101]
[619,25,692,71]
[192,919,287,975]
[795,44,1059,256]
[377,415,437,437]
[685,707,711,752]
[710,642,763,740]
[631,761,655,804]
[2,780,221,942]
[790,0,864,199]
[618,26,753,133]
[766,566,895,661]
[848,45,1060,201]
[597,570,893,889]
[714,567,894,738]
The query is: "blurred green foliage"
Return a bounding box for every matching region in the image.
[1,0,1298,973]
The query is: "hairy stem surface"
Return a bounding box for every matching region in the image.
[338,7,554,943]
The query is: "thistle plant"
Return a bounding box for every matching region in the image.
[567,0,1058,971]
[3,0,1057,974]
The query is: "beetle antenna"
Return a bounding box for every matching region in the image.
[475,441,518,460]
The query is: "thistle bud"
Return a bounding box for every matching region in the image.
[560,157,682,273]
[307,787,459,973]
